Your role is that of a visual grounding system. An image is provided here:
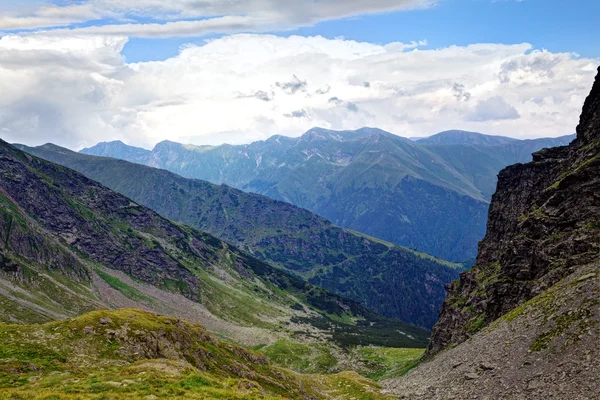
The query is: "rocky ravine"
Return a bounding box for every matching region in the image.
[383,66,600,398]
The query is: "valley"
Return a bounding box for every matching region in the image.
[1,1,597,398]
[0,139,429,381]
[19,142,462,329]
[3,67,598,399]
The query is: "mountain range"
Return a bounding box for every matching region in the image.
[0,139,430,360]
[81,129,575,261]
[1,62,598,400]
[17,142,462,329]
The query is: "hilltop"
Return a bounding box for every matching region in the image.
[0,309,392,399]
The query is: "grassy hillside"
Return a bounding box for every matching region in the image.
[0,309,394,399]
[20,143,462,328]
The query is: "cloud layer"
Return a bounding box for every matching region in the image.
[0,33,597,149]
[1,0,433,37]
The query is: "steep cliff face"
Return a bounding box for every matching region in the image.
[428,67,600,355]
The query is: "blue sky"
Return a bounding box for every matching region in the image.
[0,0,598,149]
[114,0,600,62]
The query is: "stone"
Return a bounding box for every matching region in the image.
[464,373,479,380]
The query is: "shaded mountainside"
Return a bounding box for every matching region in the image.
[428,66,600,356]
[81,129,573,261]
[0,140,429,352]
[17,143,461,329]
[0,309,392,399]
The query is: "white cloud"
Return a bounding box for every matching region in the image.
[0,33,597,150]
[468,96,520,121]
[1,0,434,37]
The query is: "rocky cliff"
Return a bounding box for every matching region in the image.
[381,66,600,400]
[428,66,600,354]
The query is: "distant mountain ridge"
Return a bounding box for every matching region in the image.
[81,129,575,261]
[417,130,520,146]
[19,142,463,329]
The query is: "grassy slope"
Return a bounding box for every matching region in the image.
[0,309,393,400]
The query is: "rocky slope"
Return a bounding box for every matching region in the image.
[0,139,428,353]
[0,309,392,399]
[18,143,462,329]
[81,129,573,261]
[384,263,599,399]
[383,66,600,399]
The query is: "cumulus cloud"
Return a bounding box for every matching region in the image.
[0,33,597,149]
[284,109,309,118]
[0,0,434,37]
[276,75,308,95]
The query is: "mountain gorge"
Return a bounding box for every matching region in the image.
[82,129,574,261]
[18,143,461,329]
[383,67,600,399]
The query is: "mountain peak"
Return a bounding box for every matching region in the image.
[81,140,151,160]
[152,139,185,151]
[418,130,518,146]
[575,66,600,147]
[300,127,394,142]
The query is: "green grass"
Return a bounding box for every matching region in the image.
[96,270,155,304]
[0,309,393,400]
[356,347,425,381]
[262,340,338,374]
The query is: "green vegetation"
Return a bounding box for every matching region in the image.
[356,347,425,381]
[466,314,486,333]
[0,139,429,377]
[0,310,392,400]
[262,340,338,373]
[19,141,469,329]
[96,269,155,304]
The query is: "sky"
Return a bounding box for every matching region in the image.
[0,0,598,150]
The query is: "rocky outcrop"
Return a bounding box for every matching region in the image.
[428,66,600,355]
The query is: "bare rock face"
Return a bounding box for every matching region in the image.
[428,66,600,356]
